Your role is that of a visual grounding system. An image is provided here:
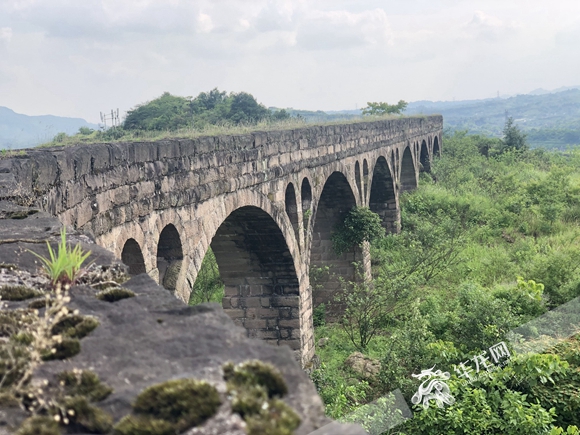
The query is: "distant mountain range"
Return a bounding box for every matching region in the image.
[0,107,98,150]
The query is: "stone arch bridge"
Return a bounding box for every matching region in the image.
[0,116,442,365]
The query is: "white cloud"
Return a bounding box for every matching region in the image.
[0,27,12,43]
[463,10,520,41]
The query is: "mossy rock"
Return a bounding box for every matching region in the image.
[96,288,136,303]
[57,370,113,402]
[41,337,81,361]
[223,360,288,398]
[113,415,175,435]
[51,315,99,339]
[28,297,50,309]
[16,416,60,435]
[245,398,301,435]
[132,379,221,432]
[61,396,113,434]
[0,285,41,301]
[224,360,300,435]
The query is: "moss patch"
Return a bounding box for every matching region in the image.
[28,298,49,309]
[0,343,28,387]
[41,337,81,361]
[113,415,175,435]
[57,370,113,402]
[223,360,300,435]
[0,285,41,301]
[96,288,136,302]
[61,396,113,434]
[0,310,33,337]
[51,315,99,339]
[16,416,60,435]
[113,379,221,434]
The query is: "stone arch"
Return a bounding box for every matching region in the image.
[157,224,184,292]
[355,161,362,204]
[400,146,417,193]
[310,171,358,316]
[285,182,300,247]
[433,136,441,157]
[301,177,312,232]
[363,159,369,203]
[369,156,399,233]
[420,140,430,173]
[121,239,147,276]
[209,206,301,349]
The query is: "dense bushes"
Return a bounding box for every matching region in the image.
[312,131,580,433]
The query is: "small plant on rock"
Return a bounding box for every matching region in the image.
[30,227,91,288]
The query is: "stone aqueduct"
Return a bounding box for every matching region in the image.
[1,116,442,365]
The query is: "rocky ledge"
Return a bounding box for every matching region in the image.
[0,200,364,435]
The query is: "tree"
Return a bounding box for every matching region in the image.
[124,92,193,131]
[227,92,270,124]
[362,100,408,116]
[499,116,528,153]
[332,207,385,256]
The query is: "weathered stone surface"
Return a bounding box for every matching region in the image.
[0,201,363,434]
[344,352,382,381]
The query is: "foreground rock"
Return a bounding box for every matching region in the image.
[0,200,365,435]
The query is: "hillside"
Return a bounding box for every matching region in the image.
[405,88,580,149]
[0,106,98,150]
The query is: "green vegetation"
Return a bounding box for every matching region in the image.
[188,247,224,306]
[29,227,92,287]
[313,129,580,433]
[363,100,408,116]
[114,378,221,434]
[332,206,385,256]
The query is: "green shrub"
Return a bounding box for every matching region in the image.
[332,207,385,255]
[313,303,326,327]
[114,415,175,435]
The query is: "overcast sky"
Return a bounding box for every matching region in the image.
[1,0,579,123]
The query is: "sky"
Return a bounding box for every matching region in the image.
[1,0,579,123]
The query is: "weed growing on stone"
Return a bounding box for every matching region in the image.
[29,228,91,288]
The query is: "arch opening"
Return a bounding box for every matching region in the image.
[311,171,358,317]
[363,159,369,202]
[285,183,300,247]
[301,177,312,232]
[355,161,362,204]
[210,206,301,349]
[433,136,441,157]
[400,147,417,193]
[157,224,184,291]
[369,157,399,233]
[121,239,146,276]
[420,140,430,173]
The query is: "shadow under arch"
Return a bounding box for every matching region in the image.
[207,205,301,349]
[121,238,146,276]
[420,140,430,173]
[157,224,184,291]
[285,182,300,247]
[433,136,441,157]
[369,156,399,233]
[310,171,357,317]
[400,146,417,193]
